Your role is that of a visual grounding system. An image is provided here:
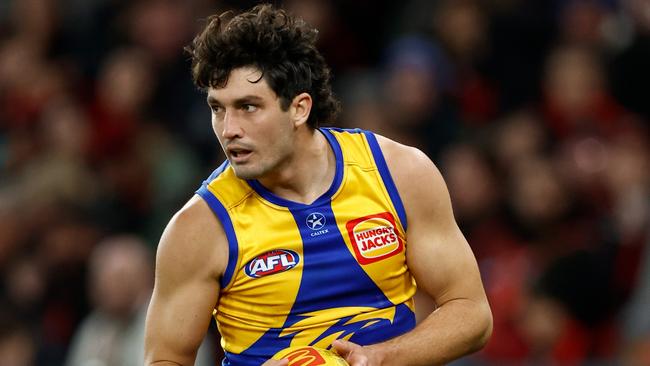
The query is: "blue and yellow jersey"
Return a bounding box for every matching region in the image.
[196,128,417,366]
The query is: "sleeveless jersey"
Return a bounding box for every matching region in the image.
[196,128,417,366]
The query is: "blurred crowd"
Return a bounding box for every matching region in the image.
[0,0,649,365]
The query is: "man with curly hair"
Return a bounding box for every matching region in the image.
[144,4,492,366]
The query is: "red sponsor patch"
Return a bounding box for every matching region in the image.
[285,347,327,365]
[346,212,403,264]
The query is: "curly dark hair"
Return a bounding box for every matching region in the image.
[185,4,341,128]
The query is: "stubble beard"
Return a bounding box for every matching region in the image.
[231,148,292,182]
[231,162,264,180]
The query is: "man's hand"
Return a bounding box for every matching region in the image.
[262,358,289,366]
[332,339,385,366]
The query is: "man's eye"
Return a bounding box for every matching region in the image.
[210,105,223,114]
[243,104,257,112]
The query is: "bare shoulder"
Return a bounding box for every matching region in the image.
[374,134,432,172]
[145,195,226,364]
[374,134,449,218]
[156,195,228,284]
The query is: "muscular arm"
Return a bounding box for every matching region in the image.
[335,136,492,365]
[144,196,227,365]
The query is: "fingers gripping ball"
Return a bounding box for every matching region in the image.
[272,346,349,366]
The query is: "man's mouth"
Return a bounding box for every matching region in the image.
[228,148,253,162]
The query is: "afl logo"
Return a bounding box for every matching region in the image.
[306,212,326,230]
[244,249,300,278]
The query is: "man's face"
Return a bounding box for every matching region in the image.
[207,67,295,180]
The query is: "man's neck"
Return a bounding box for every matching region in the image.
[257,128,335,205]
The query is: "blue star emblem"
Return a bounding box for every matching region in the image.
[306,212,326,230]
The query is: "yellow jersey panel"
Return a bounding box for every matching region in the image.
[196,128,416,366]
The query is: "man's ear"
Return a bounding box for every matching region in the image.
[290,92,313,127]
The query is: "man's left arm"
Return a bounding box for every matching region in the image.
[333,135,493,366]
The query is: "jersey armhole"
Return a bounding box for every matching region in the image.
[362,131,408,232]
[196,185,239,290]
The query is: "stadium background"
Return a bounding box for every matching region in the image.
[1,0,649,364]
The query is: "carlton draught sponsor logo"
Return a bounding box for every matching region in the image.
[244,249,300,278]
[346,212,403,264]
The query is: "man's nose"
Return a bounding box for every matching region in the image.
[222,110,244,139]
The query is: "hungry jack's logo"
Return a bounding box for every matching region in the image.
[346,212,403,264]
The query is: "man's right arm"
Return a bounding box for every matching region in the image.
[144,196,228,365]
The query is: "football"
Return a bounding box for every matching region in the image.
[272,346,349,365]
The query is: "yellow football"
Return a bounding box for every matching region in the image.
[272,346,349,366]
